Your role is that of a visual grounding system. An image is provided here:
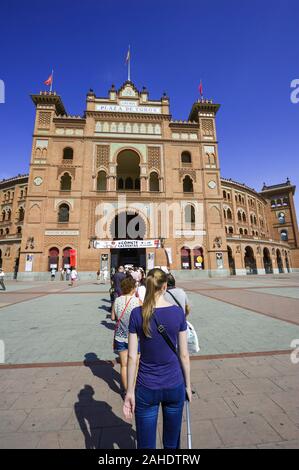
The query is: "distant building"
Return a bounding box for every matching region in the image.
[1,82,298,278]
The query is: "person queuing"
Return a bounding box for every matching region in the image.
[111,276,141,396]
[123,268,191,449]
[0,269,6,291]
[164,273,190,316]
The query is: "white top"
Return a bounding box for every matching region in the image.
[136,285,146,302]
[0,271,4,278]
[71,270,78,279]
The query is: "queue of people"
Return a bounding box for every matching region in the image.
[110,265,192,449]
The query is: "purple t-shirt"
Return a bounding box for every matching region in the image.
[129,305,187,390]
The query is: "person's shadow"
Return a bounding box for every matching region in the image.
[74,385,136,449]
[83,353,121,395]
[100,320,115,331]
[98,304,111,313]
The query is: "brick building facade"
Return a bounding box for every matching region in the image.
[1,82,298,279]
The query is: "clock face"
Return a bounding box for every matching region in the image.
[208,180,217,189]
[34,176,43,186]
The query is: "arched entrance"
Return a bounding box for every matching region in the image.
[13,248,21,279]
[0,249,2,269]
[48,247,59,271]
[244,246,257,275]
[116,150,140,190]
[263,248,273,274]
[276,249,284,273]
[181,246,191,269]
[227,246,236,275]
[110,212,146,269]
[193,246,204,269]
[62,247,72,269]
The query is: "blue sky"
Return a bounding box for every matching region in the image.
[0,0,298,213]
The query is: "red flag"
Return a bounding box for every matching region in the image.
[199,80,203,97]
[44,73,53,86]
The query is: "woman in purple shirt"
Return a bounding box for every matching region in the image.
[123,268,191,449]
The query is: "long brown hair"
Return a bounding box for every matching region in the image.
[142,268,167,337]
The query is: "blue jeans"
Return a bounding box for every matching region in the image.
[135,383,185,449]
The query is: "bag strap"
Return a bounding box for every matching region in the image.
[166,289,184,312]
[115,296,133,332]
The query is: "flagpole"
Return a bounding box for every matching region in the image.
[128,46,131,81]
[50,69,54,92]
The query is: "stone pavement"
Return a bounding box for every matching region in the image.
[0,273,299,448]
[0,354,299,448]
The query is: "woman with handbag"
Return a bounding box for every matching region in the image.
[111,276,141,395]
[123,268,191,449]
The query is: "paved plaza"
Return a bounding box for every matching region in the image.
[0,273,299,448]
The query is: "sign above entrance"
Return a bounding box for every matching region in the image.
[93,239,161,249]
[95,103,161,114]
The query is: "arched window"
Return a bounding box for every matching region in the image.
[223,209,227,219]
[227,193,231,200]
[250,214,253,224]
[227,208,232,220]
[238,194,242,203]
[48,247,59,271]
[63,147,73,160]
[149,172,159,191]
[229,226,234,234]
[60,173,72,191]
[62,246,72,268]
[183,175,193,193]
[253,215,257,225]
[193,246,204,269]
[271,200,276,207]
[97,171,107,191]
[181,246,191,269]
[225,226,228,233]
[118,178,124,190]
[280,229,288,241]
[278,212,285,224]
[135,178,140,190]
[58,203,70,223]
[276,249,284,273]
[18,207,24,221]
[7,209,12,221]
[5,228,9,235]
[125,177,133,190]
[239,228,243,235]
[276,199,282,206]
[181,151,192,164]
[237,211,242,222]
[17,226,22,234]
[116,149,140,191]
[1,210,5,222]
[223,190,227,199]
[244,229,248,235]
[185,204,195,224]
[242,212,246,222]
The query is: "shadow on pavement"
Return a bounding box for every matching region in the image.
[74,385,136,449]
[83,353,121,395]
[100,320,115,331]
[98,304,111,313]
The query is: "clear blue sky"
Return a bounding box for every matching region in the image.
[0,0,298,214]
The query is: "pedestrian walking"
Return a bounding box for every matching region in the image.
[0,269,6,291]
[123,268,191,449]
[70,267,78,286]
[111,276,141,395]
[66,267,71,281]
[50,268,56,281]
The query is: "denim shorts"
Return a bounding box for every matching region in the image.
[114,339,128,352]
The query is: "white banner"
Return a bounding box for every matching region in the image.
[95,104,161,114]
[94,239,161,249]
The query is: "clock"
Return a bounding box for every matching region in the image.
[208,180,217,189]
[33,176,43,186]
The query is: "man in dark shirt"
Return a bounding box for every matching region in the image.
[113,266,126,298]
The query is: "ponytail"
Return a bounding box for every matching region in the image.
[142,268,167,337]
